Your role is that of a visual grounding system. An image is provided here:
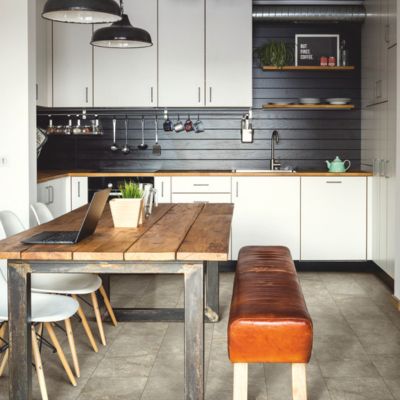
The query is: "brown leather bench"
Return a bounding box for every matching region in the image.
[228,246,313,400]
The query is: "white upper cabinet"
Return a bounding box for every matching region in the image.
[301,177,367,261]
[93,0,157,107]
[53,23,93,107]
[36,0,52,107]
[205,0,252,107]
[158,0,205,107]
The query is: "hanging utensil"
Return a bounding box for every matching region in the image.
[138,116,148,150]
[121,117,130,155]
[110,118,119,152]
[152,116,161,155]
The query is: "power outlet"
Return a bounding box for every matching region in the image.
[0,157,7,167]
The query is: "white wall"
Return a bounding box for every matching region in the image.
[0,0,37,228]
[395,8,400,298]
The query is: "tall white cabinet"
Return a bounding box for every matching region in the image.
[361,0,397,278]
[93,0,158,107]
[53,23,93,107]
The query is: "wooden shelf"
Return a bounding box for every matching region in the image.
[262,104,355,110]
[262,66,355,71]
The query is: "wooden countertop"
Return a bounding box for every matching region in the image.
[38,169,373,183]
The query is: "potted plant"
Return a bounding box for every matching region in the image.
[109,181,144,228]
[255,41,294,68]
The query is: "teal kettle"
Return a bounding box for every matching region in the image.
[325,156,351,172]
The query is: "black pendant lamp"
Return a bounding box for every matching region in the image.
[91,0,152,48]
[42,0,122,24]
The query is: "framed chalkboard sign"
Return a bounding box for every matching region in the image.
[295,34,340,66]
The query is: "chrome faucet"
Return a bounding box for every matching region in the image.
[270,130,281,170]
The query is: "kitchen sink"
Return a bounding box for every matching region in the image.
[232,169,296,173]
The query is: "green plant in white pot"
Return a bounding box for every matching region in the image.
[110,181,144,228]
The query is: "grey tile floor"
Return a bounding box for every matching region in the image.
[1,272,400,399]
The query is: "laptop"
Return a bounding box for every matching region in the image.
[22,188,111,245]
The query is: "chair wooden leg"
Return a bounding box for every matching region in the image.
[91,292,106,346]
[72,295,99,353]
[44,323,77,387]
[292,363,307,400]
[233,363,248,400]
[32,325,48,400]
[65,319,80,378]
[99,285,118,327]
[0,348,8,377]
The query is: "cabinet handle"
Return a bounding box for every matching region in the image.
[385,24,390,43]
[236,181,239,197]
[161,181,164,197]
[209,87,212,103]
[379,159,386,177]
[151,87,154,103]
[194,201,209,204]
[36,84,38,101]
[85,87,89,103]
[48,186,54,204]
[198,87,201,103]
[326,181,342,184]
[193,183,209,187]
[78,181,81,197]
[376,80,382,99]
[45,186,51,205]
[385,160,390,179]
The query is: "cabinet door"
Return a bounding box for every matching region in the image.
[231,177,300,260]
[158,0,205,107]
[301,177,367,260]
[154,177,171,203]
[38,178,71,218]
[172,177,231,194]
[53,24,93,107]
[205,0,252,107]
[36,0,52,107]
[93,0,157,107]
[71,177,88,210]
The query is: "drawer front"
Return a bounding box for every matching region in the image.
[172,193,231,203]
[172,176,231,193]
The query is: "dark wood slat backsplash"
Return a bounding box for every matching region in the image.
[38,23,361,172]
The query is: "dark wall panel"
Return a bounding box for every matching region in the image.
[38,22,361,172]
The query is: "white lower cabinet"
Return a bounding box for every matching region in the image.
[231,177,301,260]
[37,177,89,218]
[37,178,71,219]
[154,177,172,203]
[301,177,367,261]
[71,177,88,210]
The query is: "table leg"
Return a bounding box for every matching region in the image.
[184,264,204,400]
[7,261,32,400]
[205,261,219,322]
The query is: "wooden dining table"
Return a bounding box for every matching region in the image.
[0,202,233,400]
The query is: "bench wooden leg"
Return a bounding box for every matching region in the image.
[292,363,307,400]
[233,363,248,400]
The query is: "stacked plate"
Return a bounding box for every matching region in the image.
[299,98,320,105]
[326,98,351,105]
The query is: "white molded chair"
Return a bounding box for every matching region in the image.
[0,264,79,400]
[0,208,117,350]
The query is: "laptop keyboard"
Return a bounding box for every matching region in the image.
[44,232,78,243]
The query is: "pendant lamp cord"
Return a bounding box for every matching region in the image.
[120,0,124,15]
